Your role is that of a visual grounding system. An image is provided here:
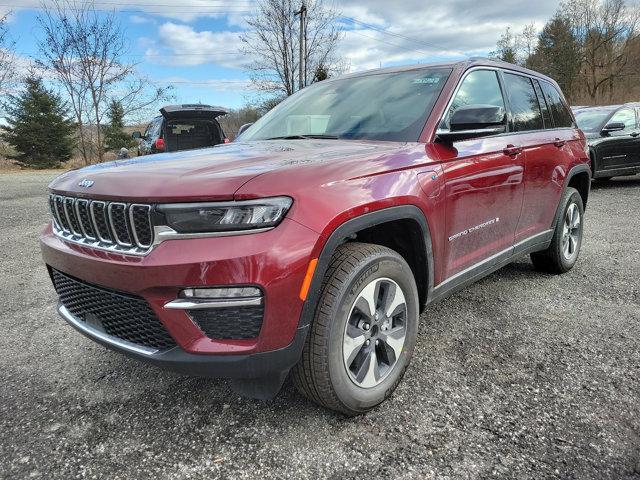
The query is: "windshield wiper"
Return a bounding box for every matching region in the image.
[264,134,339,140]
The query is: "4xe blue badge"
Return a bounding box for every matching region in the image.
[78,179,94,188]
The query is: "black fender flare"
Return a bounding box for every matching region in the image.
[297,205,435,331]
[551,163,591,230]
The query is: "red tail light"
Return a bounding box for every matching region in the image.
[154,138,165,152]
[224,138,230,144]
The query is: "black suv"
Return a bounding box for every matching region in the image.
[133,104,229,155]
[573,103,640,180]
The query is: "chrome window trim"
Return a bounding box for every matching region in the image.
[107,202,133,247]
[129,204,152,248]
[437,66,506,136]
[74,199,96,241]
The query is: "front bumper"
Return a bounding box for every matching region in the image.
[41,217,319,366]
[59,303,309,381]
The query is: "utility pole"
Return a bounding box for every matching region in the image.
[295,2,307,92]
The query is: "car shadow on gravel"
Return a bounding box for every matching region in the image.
[590,176,640,190]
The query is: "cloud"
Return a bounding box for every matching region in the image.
[130,15,154,25]
[7,0,254,24]
[335,0,560,71]
[147,22,246,69]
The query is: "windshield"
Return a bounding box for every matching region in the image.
[573,108,614,133]
[240,68,452,142]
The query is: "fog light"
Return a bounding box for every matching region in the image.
[181,287,261,299]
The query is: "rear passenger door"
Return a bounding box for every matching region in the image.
[510,76,579,244]
[438,69,525,279]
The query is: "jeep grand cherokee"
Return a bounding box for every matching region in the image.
[41,58,590,415]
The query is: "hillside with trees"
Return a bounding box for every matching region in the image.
[491,0,640,105]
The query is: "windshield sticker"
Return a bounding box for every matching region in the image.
[413,76,442,85]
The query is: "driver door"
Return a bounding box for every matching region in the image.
[438,69,525,280]
[599,108,639,169]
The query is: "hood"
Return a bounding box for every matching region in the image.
[49,140,409,202]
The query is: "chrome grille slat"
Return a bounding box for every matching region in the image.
[64,197,82,236]
[54,195,71,232]
[90,201,112,243]
[49,194,62,229]
[108,202,133,246]
[75,199,96,240]
[48,195,153,255]
[129,204,153,248]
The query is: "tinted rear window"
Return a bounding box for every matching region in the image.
[503,73,543,132]
[540,82,574,128]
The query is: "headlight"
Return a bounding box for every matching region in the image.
[157,197,293,234]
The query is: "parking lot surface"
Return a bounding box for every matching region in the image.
[1,172,639,479]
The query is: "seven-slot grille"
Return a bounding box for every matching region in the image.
[49,194,153,254]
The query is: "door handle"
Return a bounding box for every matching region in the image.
[503,144,523,157]
[630,131,640,137]
[554,138,566,148]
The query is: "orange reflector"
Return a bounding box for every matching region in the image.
[299,258,318,301]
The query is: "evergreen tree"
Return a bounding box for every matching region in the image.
[103,100,135,152]
[527,15,581,101]
[2,76,75,169]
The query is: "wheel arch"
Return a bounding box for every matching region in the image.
[298,205,435,331]
[552,164,591,231]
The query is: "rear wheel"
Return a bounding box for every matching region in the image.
[531,187,584,273]
[292,242,419,415]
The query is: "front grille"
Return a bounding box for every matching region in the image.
[189,305,264,339]
[51,269,176,351]
[48,194,153,255]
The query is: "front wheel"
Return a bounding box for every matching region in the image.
[531,187,584,273]
[292,242,419,415]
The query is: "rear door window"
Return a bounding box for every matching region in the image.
[443,69,505,129]
[609,108,636,132]
[533,80,552,129]
[540,82,574,128]
[503,73,543,132]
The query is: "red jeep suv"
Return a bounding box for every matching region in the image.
[41,59,590,415]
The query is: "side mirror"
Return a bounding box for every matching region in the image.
[601,122,625,135]
[437,105,506,143]
[131,131,142,139]
[237,123,254,137]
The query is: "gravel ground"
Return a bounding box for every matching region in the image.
[0,172,639,480]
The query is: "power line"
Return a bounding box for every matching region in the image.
[341,16,463,55]
[0,3,252,14]
[344,29,431,57]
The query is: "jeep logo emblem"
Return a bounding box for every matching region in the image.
[78,179,94,188]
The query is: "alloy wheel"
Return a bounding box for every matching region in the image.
[342,278,407,388]
[562,202,581,260]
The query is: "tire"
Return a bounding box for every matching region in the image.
[530,187,584,274]
[291,242,419,416]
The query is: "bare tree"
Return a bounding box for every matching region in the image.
[37,0,171,163]
[0,13,16,96]
[240,0,342,97]
[562,0,640,102]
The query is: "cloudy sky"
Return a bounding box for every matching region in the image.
[3,0,561,109]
